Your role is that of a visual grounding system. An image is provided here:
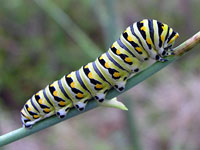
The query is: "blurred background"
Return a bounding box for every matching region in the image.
[0,0,200,149]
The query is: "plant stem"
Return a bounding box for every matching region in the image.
[0,31,200,147]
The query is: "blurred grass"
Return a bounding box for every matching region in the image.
[33,0,102,60]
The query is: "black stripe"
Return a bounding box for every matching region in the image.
[58,79,71,100]
[148,19,154,45]
[157,21,164,48]
[30,97,40,112]
[106,52,127,72]
[117,38,136,58]
[167,31,176,43]
[164,26,170,43]
[75,70,91,93]
[92,61,111,85]
[130,24,145,50]
[137,21,146,40]
[43,88,54,106]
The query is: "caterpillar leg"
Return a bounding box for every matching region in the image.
[74,101,87,111]
[114,81,126,92]
[56,103,73,118]
[95,93,106,103]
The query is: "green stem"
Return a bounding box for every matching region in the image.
[124,97,141,150]
[0,31,200,147]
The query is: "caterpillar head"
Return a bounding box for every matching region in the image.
[164,29,179,52]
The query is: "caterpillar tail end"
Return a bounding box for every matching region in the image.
[99,97,128,111]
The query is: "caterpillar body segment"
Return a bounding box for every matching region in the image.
[21,19,179,128]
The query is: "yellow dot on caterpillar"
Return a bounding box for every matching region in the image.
[125,57,132,63]
[105,62,109,68]
[113,72,120,78]
[59,101,66,106]
[88,72,93,79]
[135,47,142,52]
[146,38,152,45]
[67,74,72,78]
[38,99,42,104]
[50,84,54,87]
[44,108,51,113]
[127,36,133,42]
[175,33,179,38]
[84,65,88,68]
[76,93,84,98]
[70,82,75,88]
[95,84,103,89]
[140,26,146,31]
[161,35,165,42]
[111,45,114,48]
[27,107,31,111]
[140,20,144,23]
[116,49,121,55]
[36,93,39,96]
[33,115,39,119]
[100,56,103,60]
[53,91,58,96]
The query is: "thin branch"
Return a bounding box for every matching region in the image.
[0,31,200,147]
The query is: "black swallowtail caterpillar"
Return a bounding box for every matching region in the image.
[21,19,179,128]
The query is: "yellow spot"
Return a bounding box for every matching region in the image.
[113,72,120,78]
[44,108,51,113]
[50,84,54,87]
[67,74,72,78]
[168,39,173,44]
[124,29,127,33]
[59,101,66,106]
[140,26,146,31]
[125,57,132,63]
[38,99,42,104]
[175,33,179,39]
[33,115,39,119]
[27,107,31,112]
[76,93,84,98]
[116,49,121,55]
[70,82,75,88]
[53,91,58,96]
[146,38,152,45]
[88,72,93,79]
[135,47,142,52]
[161,35,165,42]
[95,84,103,89]
[168,34,179,44]
[111,45,114,48]
[84,65,88,68]
[100,56,103,60]
[105,62,109,68]
[127,36,133,42]
[36,93,39,96]
[140,20,144,23]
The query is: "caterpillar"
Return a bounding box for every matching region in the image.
[21,19,179,128]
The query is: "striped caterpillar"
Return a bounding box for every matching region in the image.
[21,19,179,128]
